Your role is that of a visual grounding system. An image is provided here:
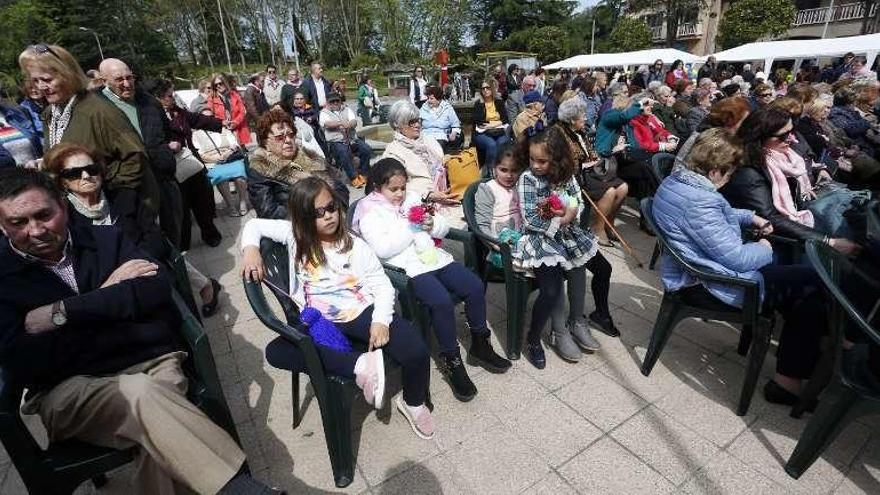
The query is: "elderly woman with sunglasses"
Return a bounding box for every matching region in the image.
[721,107,862,256]
[207,73,251,146]
[247,109,348,220]
[42,142,223,317]
[472,81,511,170]
[18,43,160,223]
[382,100,463,227]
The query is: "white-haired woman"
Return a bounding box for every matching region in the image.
[382,100,463,227]
[554,97,628,246]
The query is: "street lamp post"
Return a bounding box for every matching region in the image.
[78,27,104,60]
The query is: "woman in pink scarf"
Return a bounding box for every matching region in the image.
[721,107,861,257]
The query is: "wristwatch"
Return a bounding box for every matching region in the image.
[51,301,67,327]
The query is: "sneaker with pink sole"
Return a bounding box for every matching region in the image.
[395,395,435,440]
[355,349,385,409]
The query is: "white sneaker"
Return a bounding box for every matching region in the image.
[395,395,435,440]
[355,349,385,409]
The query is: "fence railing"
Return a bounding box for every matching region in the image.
[650,22,703,40]
[792,2,877,26]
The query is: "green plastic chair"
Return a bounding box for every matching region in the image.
[0,289,238,494]
[640,198,775,416]
[243,239,432,488]
[462,180,536,360]
[164,239,202,323]
[785,240,880,479]
[866,199,880,259]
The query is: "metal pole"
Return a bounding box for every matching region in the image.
[590,18,596,54]
[79,27,104,60]
[216,0,234,73]
[289,0,301,72]
[821,0,836,39]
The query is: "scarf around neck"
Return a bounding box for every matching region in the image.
[49,94,78,147]
[351,191,397,235]
[67,191,113,225]
[393,131,443,180]
[763,145,815,227]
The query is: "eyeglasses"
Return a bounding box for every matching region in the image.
[757,93,773,98]
[314,201,338,218]
[59,163,101,180]
[481,86,491,90]
[269,131,296,143]
[213,81,226,89]
[407,118,421,127]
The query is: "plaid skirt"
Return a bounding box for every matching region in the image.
[515,223,598,270]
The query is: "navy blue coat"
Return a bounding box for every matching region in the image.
[0,223,181,390]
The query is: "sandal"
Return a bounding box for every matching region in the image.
[202,279,222,317]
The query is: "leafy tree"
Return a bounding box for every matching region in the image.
[527,26,570,64]
[607,17,652,52]
[0,0,57,91]
[472,0,576,46]
[716,0,796,49]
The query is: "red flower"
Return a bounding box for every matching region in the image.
[548,194,563,210]
[408,205,428,224]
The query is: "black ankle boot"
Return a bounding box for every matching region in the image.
[440,350,477,402]
[468,333,512,373]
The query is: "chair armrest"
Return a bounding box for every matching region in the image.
[446,227,478,272]
[242,279,331,386]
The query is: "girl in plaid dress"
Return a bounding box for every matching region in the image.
[515,127,618,369]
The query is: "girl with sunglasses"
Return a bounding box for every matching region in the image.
[240,176,436,439]
[43,143,224,317]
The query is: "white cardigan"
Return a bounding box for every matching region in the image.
[358,192,454,278]
[240,218,396,326]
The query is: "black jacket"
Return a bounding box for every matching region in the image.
[720,164,825,243]
[0,223,181,390]
[473,98,509,127]
[247,167,349,220]
[300,76,333,111]
[67,197,168,261]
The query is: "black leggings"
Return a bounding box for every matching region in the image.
[528,252,612,343]
[179,170,221,250]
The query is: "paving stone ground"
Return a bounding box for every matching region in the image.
[1,193,878,494]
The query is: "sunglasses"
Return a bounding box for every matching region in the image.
[481,86,491,90]
[269,131,296,143]
[213,82,226,88]
[772,129,792,140]
[30,43,61,60]
[314,201,338,218]
[407,118,421,127]
[59,163,101,180]
[268,70,276,74]
[757,93,773,98]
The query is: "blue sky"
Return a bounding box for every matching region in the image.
[579,0,601,10]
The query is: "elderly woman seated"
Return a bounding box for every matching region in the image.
[419,85,462,153]
[653,128,827,408]
[247,109,348,219]
[383,100,464,228]
[192,106,252,216]
[553,97,628,246]
[42,142,223,317]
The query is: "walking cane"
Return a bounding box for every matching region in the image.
[581,190,645,269]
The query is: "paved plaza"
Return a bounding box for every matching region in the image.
[1,197,878,494]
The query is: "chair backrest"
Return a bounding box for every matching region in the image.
[259,238,300,323]
[164,240,201,321]
[651,152,676,185]
[640,198,759,290]
[867,200,880,260]
[462,178,494,245]
[806,240,880,346]
[347,197,361,231]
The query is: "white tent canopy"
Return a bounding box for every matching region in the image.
[711,33,880,74]
[544,48,705,70]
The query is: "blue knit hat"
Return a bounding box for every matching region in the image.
[523,90,542,104]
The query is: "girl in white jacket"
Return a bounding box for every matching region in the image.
[352,158,511,403]
[240,176,435,439]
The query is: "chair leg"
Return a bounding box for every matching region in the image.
[641,295,682,376]
[785,382,861,479]
[649,242,660,270]
[737,325,753,356]
[736,321,773,416]
[320,380,356,488]
[92,474,108,488]
[292,372,301,428]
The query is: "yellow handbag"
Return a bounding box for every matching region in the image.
[444,147,481,198]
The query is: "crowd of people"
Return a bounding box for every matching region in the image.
[0,39,878,493]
